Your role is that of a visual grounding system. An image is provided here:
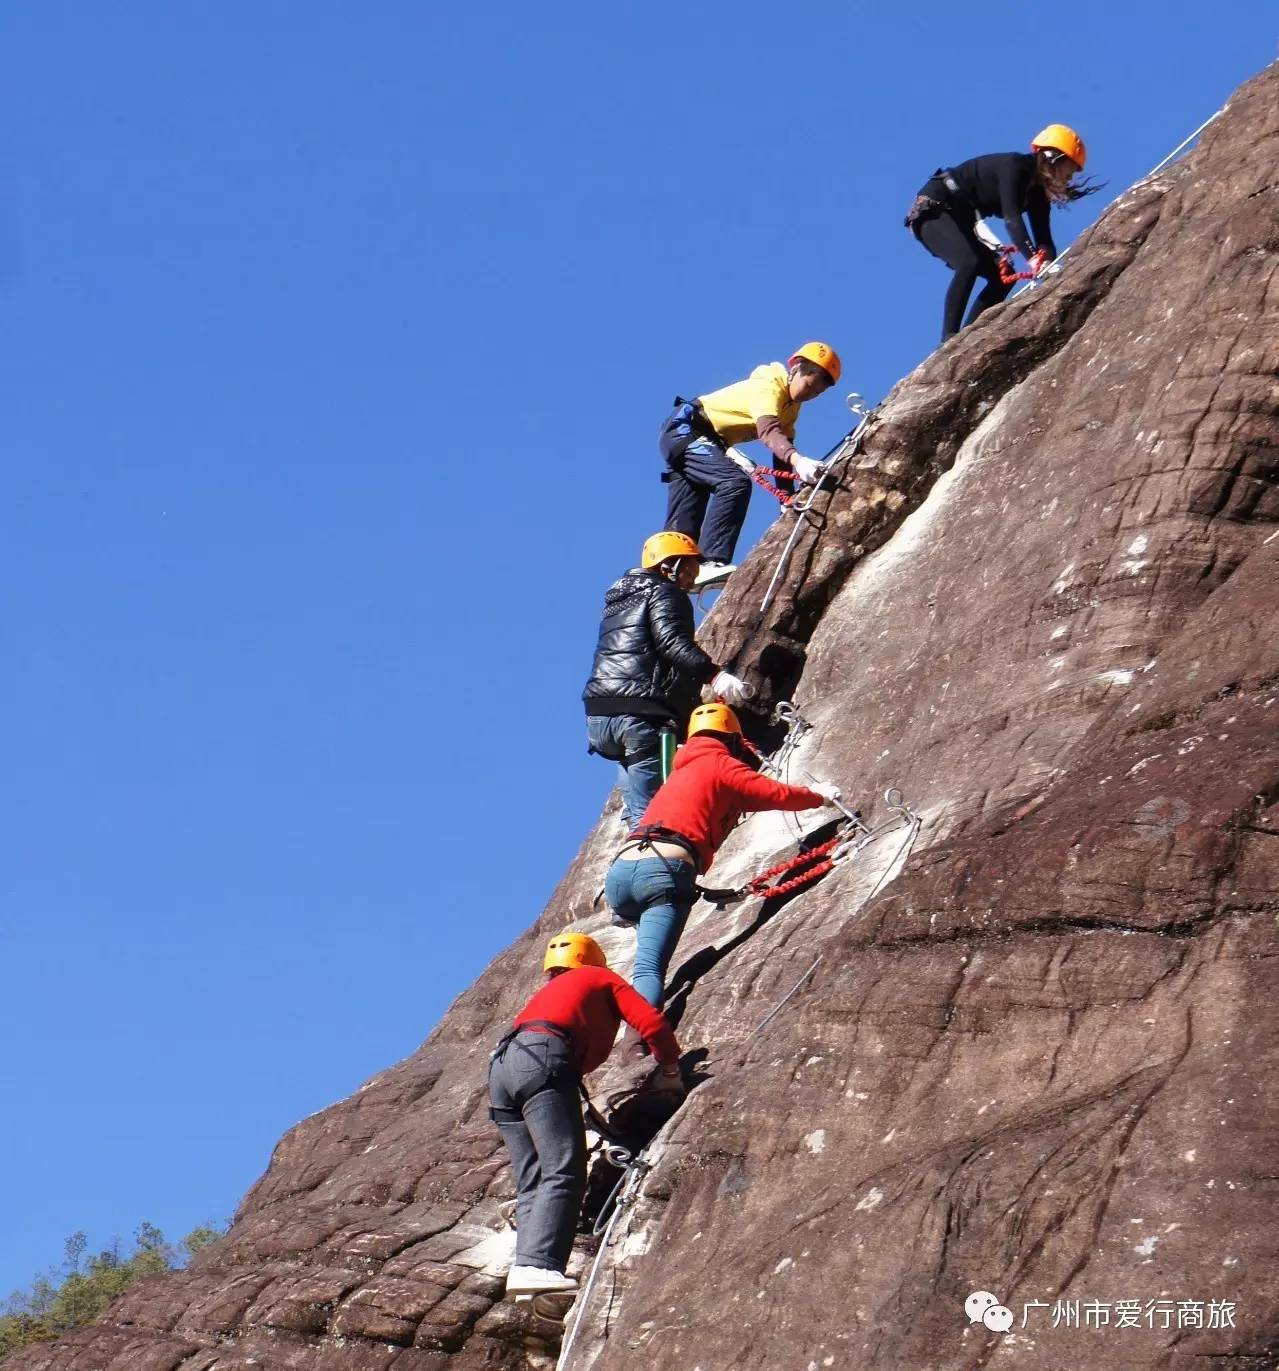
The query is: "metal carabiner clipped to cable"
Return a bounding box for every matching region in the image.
[771,699,800,726]
[830,834,862,865]
[883,787,918,826]
[771,700,813,738]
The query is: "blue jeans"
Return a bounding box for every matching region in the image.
[606,855,697,1006]
[586,715,664,829]
[662,433,753,565]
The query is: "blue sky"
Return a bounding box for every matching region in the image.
[2,3,1272,1295]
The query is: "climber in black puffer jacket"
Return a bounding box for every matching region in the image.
[582,531,750,829]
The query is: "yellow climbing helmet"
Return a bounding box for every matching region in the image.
[788,341,841,386]
[641,530,702,570]
[687,702,742,739]
[544,931,608,973]
[1031,123,1087,170]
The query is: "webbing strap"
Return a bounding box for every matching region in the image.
[622,825,698,864]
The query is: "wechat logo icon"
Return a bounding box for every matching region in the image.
[965,1290,1014,1333]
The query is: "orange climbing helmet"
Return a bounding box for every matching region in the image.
[687,702,742,739]
[1031,124,1087,170]
[544,931,608,973]
[788,341,841,386]
[641,530,702,569]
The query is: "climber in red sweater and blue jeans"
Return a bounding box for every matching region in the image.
[489,932,681,1299]
[606,702,842,1009]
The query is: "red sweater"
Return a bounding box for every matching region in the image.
[634,734,825,872]
[514,965,679,1074]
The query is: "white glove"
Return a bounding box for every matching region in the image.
[790,454,826,486]
[973,218,1005,253]
[809,780,842,804]
[711,670,754,705]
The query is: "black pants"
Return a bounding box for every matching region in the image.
[662,436,752,564]
[914,211,1011,343]
[658,402,754,565]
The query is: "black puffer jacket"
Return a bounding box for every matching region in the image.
[582,568,717,724]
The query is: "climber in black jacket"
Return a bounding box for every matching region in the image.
[906,124,1099,343]
[582,531,749,828]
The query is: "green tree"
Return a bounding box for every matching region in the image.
[0,1222,225,1359]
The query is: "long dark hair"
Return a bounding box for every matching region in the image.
[1036,149,1104,205]
[1054,176,1104,205]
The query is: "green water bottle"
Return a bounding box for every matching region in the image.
[660,725,677,781]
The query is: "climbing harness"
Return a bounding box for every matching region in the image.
[758,393,877,619]
[738,832,845,900]
[487,1020,576,1108]
[749,466,799,506]
[699,787,918,908]
[998,245,1040,285]
[724,445,796,506]
[745,791,923,1040]
[691,402,874,610]
[746,109,1227,632]
[622,824,698,869]
[562,795,924,1362]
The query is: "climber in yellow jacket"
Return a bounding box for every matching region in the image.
[658,343,841,587]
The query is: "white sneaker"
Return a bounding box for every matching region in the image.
[506,1265,579,1296]
[694,560,736,589]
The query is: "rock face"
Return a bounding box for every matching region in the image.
[10,63,1278,1371]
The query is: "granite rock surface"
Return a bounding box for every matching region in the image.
[7,60,1277,1371]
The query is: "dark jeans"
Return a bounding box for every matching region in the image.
[587,715,664,829]
[488,1030,586,1272]
[606,855,698,1006]
[914,210,1011,342]
[661,429,753,565]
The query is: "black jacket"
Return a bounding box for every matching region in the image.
[921,153,1055,260]
[582,568,717,725]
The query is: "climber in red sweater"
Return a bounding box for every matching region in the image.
[489,931,681,1299]
[606,701,842,1008]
